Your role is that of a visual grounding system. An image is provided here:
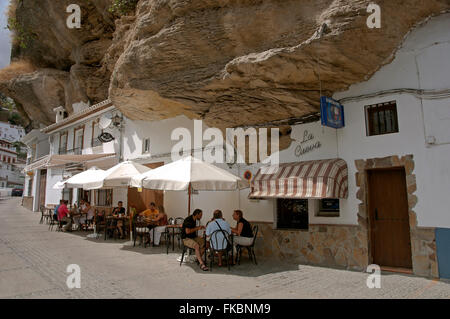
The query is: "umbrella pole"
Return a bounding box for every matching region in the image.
[188,182,191,216]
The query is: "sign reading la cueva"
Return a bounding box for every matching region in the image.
[295,130,321,157]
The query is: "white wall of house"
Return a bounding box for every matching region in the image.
[36,141,50,160]
[333,13,450,228]
[123,13,450,229]
[22,129,51,211]
[45,168,66,206]
[0,122,25,142]
[23,174,30,195]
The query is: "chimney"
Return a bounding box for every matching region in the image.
[53,106,66,124]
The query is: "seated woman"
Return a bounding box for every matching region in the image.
[79,201,95,227]
[231,210,254,256]
[148,205,168,246]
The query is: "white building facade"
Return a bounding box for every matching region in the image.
[0,139,24,188]
[32,13,450,279]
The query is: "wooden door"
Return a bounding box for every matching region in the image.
[127,162,164,213]
[368,168,412,269]
[39,169,47,208]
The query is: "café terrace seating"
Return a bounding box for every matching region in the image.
[41,203,259,270]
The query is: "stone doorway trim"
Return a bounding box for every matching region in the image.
[355,154,438,278]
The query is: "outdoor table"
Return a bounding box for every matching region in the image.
[166,224,182,253]
[70,212,87,230]
[105,215,129,240]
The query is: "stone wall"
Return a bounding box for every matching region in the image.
[251,222,369,271]
[22,196,33,211]
[248,154,439,278]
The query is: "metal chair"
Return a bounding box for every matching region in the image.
[133,220,151,247]
[208,229,232,271]
[39,206,45,224]
[49,214,62,232]
[94,210,106,238]
[174,217,184,248]
[179,240,196,267]
[40,206,51,224]
[80,213,95,231]
[104,216,119,240]
[236,225,259,265]
[164,217,174,254]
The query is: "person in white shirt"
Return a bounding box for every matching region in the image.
[206,210,231,267]
[79,201,95,225]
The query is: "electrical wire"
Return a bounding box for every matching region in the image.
[338,88,450,104]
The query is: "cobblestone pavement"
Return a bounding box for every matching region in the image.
[0,198,449,299]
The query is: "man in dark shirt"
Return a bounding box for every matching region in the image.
[112,201,126,215]
[181,209,208,271]
[112,201,126,239]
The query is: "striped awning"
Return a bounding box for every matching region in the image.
[249,158,348,199]
[23,153,116,172]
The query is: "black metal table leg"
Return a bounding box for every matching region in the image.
[172,228,175,251]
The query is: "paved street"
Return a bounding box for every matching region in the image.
[0,198,449,299]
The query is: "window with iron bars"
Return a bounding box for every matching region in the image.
[365,101,399,136]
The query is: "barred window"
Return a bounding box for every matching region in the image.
[95,189,112,207]
[365,101,399,136]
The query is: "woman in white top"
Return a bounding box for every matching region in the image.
[80,201,95,224]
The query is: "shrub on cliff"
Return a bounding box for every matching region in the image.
[109,0,139,16]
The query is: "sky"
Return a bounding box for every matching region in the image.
[0,0,11,69]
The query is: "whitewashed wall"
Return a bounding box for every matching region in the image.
[333,13,450,228]
[123,13,450,229]
[45,168,65,206]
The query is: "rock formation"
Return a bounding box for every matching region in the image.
[1,0,449,139]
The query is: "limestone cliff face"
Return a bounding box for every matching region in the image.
[1,0,449,133]
[1,0,115,127]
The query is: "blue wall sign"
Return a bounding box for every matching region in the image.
[320,96,345,129]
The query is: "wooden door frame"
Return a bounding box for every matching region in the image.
[366,167,412,268]
[39,169,47,208]
[354,155,439,277]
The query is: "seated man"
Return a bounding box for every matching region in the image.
[231,209,254,253]
[148,205,168,246]
[58,200,72,231]
[181,209,208,271]
[53,200,63,221]
[139,202,159,221]
[112,201,126,239]
[206,210,231,267]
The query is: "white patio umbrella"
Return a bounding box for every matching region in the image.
[102,161,151,188]
[96,161,151,243]
[65,167,107,190]
[53,180,67,190]
[130,156,249,215]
